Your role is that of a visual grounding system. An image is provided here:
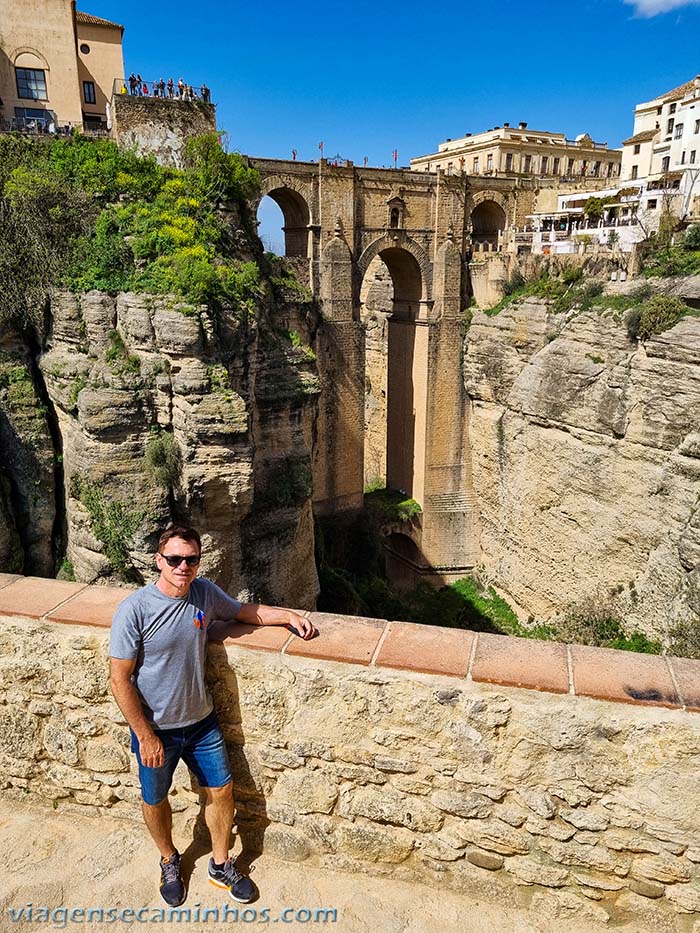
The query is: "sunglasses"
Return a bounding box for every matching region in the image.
[160,554,201,567]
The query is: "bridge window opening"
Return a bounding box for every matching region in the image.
[360,246,425,502]
[390,207,400,228]
[471,200,506,250]
[256,187,310,260]
[257,196,285,255]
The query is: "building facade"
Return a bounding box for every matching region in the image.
[0,1,124,131]
[410,122,621,181]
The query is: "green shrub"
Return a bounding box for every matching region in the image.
[636,295,690,340]
[684,225,700,251]
[105,329,141,374]
[553,600,661,653]
[144,427,181,487]
[56,558,75,581]
[71,475,145,579]
[364,486,422,522]
[668,619,700,659]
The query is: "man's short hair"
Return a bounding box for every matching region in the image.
[158,525,201,554]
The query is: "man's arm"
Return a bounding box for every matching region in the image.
[236,604,316,639]
[109,658,164,768]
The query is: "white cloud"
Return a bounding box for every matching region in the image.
[624,0,700,16]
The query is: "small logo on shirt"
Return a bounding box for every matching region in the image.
[193,610,206,630]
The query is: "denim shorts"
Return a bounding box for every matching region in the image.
[130,710,232,805]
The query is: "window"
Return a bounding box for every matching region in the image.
[473,157,479,173]
[667,118,675,135]
[675,123,684,139]
[634,144,641,154]
[670,102,677,114]
[682,151,687,164]
[80,43,90,54]
[15,67,47,100]
[505,153,513,171]
[553,157,560,175]
[83,81,96,105]
[631,165,638,179]
[695,119,700,134]
[607,161,614,176]
[486,153,493,171]
[592,161,600,176]
[662,156,670,172]
[581,160,588,175]
[447,162,453,175]
[692,151,697,164]
[567,157,575,173]
[541,156,548,174]
[523,154,532,172]
[647,199,657,209]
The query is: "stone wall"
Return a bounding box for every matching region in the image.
[3,575,700,929]
[111,95,217,168]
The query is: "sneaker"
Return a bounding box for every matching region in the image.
[159,850,185,907]
[208,856,255,903]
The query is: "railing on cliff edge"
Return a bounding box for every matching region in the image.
[112,78,214,104]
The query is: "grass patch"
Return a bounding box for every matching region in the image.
[144,426,181,487]
[71,474,145,580]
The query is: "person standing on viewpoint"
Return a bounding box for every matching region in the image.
[110,525,315,907]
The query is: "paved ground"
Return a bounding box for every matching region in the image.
[0,799,657,933]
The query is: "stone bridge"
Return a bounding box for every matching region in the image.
[249,158,537,584]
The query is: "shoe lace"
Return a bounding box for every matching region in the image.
[222,858,244,886]
[161,854,181,885]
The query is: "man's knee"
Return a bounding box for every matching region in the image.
[202,780,233,802]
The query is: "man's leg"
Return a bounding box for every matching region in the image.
[202,782,234,864]
[143,797,177,858]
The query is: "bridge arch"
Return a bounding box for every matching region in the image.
[256,176,313,259]
[358,234,432,305]
[470,198,507,249]
[358,237,431,500]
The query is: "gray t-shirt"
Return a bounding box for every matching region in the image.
[110,578,243,729]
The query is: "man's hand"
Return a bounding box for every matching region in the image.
[137,731,165,768]
[286,613,316,640]
[236,604,317,639]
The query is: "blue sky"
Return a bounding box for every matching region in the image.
[93,0,700,249]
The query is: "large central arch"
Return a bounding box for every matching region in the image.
[359,240,428,501]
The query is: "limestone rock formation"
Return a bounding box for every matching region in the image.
[463,296,700,636]
[0,280,320,609]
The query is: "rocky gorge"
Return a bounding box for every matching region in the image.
[464,280,700,642]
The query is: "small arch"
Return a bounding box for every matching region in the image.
[259,185,310,259]
[471,200,507,248]
[387,196,405,230]
[12,47,50,70]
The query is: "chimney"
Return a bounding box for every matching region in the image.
[503,122,510,127]
[494,125,500,130]
[465,133,472,137]
[519,121,528,129]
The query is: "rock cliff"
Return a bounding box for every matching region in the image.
[463,295,700,636]
[1,279,320,608]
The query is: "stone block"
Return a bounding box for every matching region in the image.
[43,718,80,765]
[504,856,569,887]
[84,736,129,772]
[666,883,700,913]
[0,707,40,759]
[467,849,504,871]
[450,818,530,856]
[263,826,311,862]
[336,819,414,863]
[631,853,692,884]
[340,785,443,833]
[430,790,492,820]
[630,879,665,899]
[272,771,338,815]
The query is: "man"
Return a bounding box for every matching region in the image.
[110,525,315,907]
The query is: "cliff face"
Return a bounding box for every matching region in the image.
[464,297,700,635]
[0,281,320,608]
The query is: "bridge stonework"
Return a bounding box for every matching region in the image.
[251,158,536,584]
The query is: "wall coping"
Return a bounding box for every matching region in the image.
[0,572,698,712]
